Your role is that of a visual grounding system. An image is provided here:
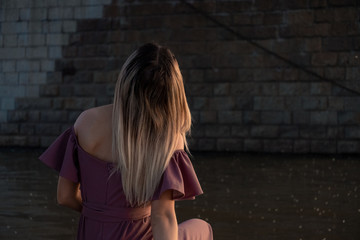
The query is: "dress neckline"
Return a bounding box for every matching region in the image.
[70,126,186,165]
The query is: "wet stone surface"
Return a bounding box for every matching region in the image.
[0,148,360,240]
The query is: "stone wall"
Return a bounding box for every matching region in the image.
[0,0,359,153]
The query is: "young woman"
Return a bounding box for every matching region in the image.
[40,43,213,239]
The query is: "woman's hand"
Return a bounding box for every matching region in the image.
[57,176,82,212]
[151,190,178,240]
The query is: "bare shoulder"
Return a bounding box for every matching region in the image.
[74,104,113,134]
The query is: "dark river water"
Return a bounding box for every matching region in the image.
[0,148,359,240]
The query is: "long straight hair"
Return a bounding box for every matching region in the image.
[112,43,192,206]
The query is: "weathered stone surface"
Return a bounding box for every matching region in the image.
[0,1,359,152]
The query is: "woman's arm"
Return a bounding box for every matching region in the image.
[151,190,178,240]
[57,176,82,212]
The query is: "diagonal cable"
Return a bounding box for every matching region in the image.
[180,0,360,96]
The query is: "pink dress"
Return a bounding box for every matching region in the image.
[39,127,213,240]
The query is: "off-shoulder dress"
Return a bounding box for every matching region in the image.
[39,127,213,240]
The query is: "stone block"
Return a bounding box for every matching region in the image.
[48,8,66,20]
[200,111,217,123]
[43,21,62,33]
[279,82,309,96]
[27,136,40,146]
[208,97,235,110]
[58,0,81,6]
[0,48,26,59]
[217,138,243,151]
[18,34,45,46]
[345,67,360,81]
[328,126,344,139]
[323,37,353,51]
[261,111,291,124]
[74,84,107,96]
[304,38,322,52]
[1,98,15,110]
[15,98,52,109]
[243,139,262,152]
[40,111,68,122]
[46,72,62,84]
[8,111,28,122]
[214,83,230,96]
[251,125,279,138]
[40,136,56,147]
[218,111,242,124]
[284,97,302,110]
[337,141,360,153]
[338,111,360,125]
[190,123,204,138]
[311,52,337,66]
[299,126,327,139]
[68,111,82,122]
[204,68,238,82]
[4,73,19,84]
[311,140,337,153]
[49,47,62,59]
[263,139,293,153]
[343,97,360,111]
[5,8,19,21]
[310,82,331,95]
[64,98,95,110]
[205,125,230,137]
[36,124,61,135]
[198,138,216,151]
[41,60,55,72]
[0,111,7,123]
[63,7,74,19]
[53,99,63,109]
[324,67,345,80]
[1,22,28,34]
[74,6,103,19]
[27,8,47,20]
[59,85,74,96]
[25,86,40,97]
[231,126,249,137]
[63,20,77,32]
[254,97,285,110]
[294,140,310,153]
[3,61,16,72]
[47,34,69,46]
[243,111,260,124]
[279,126,299,138]
[1,123,19,134]
[302,96,327,110]
[0,85,25,97]
[292,111,310,124]
[237,69,254,81]
[344,126,360,139]
[19,72,47,84]
[4,35,17,47]
[16,60,40,72]
[26,47,47,58]
[310,111,337,125]
[253,68,282,81]
[27,21,43,33]
[185,83,212,96]
[234,97,253,110]
[231,82,260,96]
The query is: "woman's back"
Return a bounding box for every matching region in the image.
[74,104,184,164]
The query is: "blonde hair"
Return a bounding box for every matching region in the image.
[112,43,192,206]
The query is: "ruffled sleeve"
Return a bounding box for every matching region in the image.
[39,127,79,183]
[152,150,203,201]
